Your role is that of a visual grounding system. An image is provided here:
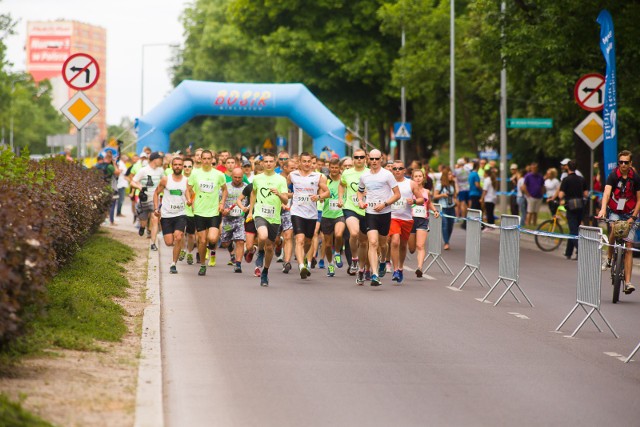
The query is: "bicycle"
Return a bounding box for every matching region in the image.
[598,217,636,304]
[535,205,567,252]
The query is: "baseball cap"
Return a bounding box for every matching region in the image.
[560,158,571,166]
[457,158,465,166]
[149,152,163,162]
[139,152,148,158]
[242,160,251,167]
[510,163,518,170]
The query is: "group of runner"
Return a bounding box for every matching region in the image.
[130,147,440,287]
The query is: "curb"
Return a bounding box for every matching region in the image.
[134,248,164,427]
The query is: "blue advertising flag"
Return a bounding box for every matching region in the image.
[597,9,618,177]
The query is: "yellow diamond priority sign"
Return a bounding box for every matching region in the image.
[60,91,99,129]
[574,112,603,150]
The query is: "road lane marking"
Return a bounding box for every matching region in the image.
[508,312,530,320]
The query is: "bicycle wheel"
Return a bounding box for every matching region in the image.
[535,219,564,252]
[612,247,624,304]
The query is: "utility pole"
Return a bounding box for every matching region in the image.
[450,0,455,168]
[400,26,406,164]
[499,1,508,214]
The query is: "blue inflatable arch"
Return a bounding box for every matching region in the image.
[136,80,347,157]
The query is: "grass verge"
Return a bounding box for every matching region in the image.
[1,230,135,360]
[0,394,54,427]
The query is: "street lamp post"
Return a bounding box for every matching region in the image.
[140,43,179,117]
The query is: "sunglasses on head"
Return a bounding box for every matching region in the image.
[353,155,366,159]
[619,160,631,165]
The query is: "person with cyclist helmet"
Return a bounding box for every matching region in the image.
[597,150,640,295]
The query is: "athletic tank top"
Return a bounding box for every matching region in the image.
[412,188,430,219]
[161,175,188,218]
[289,170,321,219]
[391,178,413,220]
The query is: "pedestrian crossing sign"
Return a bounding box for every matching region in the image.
[394,122,411,140]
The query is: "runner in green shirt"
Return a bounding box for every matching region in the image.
[248,153,289,287]
[180,157,197,265]
[338,148,369,281]
[321,158,346,277]
[187,149,228,276]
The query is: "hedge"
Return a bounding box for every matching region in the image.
[0,149,112,348]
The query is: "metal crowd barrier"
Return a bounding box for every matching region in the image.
[555,226,618,338]
[449,209,490,289]
[422,205,453,275]
[626,341,640,363]
[481,214,533,307]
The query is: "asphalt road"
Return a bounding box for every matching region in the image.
[159,226,640,426]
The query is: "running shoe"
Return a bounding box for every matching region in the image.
[624,283,636,294]
[310,257,317,269]
[244,248,255,263]
[300,265,311,279]
[178,250,186,262]
[392,270,400,282]
[371,274,382,287]
[378,262,387,278]
[208,251,216,267]
[356,271,365,286]
[364,270,372,281]
[397,270,404,284]
[275,237,283,257]
[186,253,194,265]
[348,261,358,276]
[198,265,206,276]
[234,264,242,273]
[386,261,392,273]
[283,262,292,274]
[138,227,145,237]
[196,252,201,264]
[256,250,265,268]
[601,258,612,271]
[415,269,423,278]
[260,271,269,287]
[170,265,178,274]
[227,253,236,266]
[254,266,261,277]
[318,259,325,269]
[334,253,343,268]
[150,243,158,251]
[277,255,284,263]
[327,265,335,277]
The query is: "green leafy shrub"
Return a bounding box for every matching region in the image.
[0,149,112,348]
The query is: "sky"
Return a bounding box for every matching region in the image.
[2,0,188,125]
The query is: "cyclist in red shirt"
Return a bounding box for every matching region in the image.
[597,150,640,295]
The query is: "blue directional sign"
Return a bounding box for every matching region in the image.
[394,122,412,140]
[276,136,286,148]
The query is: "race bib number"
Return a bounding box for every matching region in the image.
[412,205,427,218]
[351,194,360,205]
[229,206,243,216]
[329,200,341,211]
[368,199,383,207]
[391,199,406,210]
[260,205,276,219]
[166,202,185,215]
[199,181,216,193]
[294,194,313,205]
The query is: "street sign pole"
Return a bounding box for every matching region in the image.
[590,148,594,220]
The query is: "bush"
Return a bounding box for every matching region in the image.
[0,149,112,348]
